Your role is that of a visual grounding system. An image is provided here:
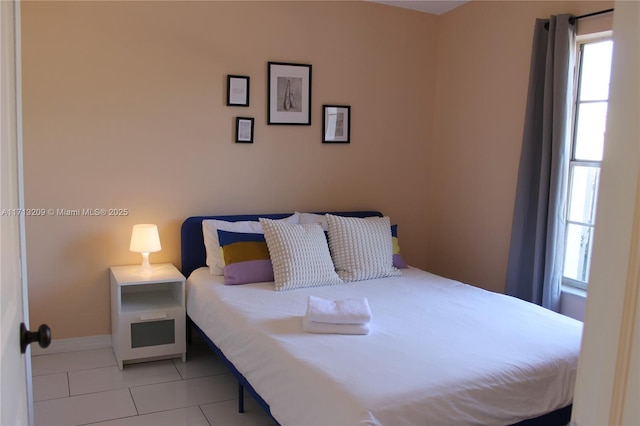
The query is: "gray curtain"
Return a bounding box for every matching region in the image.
[505,15,576,311]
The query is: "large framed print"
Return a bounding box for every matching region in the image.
[268,62,312,125]
[323,105,350,143]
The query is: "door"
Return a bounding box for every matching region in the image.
[1,1,33,425]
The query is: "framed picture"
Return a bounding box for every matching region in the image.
[267,62,312,125]
[322,105,350,143]
[227,75,250,106]
[235,117,254,143]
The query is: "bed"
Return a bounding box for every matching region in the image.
[181,211,582,426]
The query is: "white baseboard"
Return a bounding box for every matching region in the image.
[31,334,112,356]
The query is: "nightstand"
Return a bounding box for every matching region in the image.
[110,263,186,370]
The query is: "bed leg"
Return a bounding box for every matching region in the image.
[186,317,193,345]
[238,382,245,413]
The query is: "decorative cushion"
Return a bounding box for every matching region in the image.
[203,213,299,275]
[260,219,343,291]
[298,212,328,230]
[300,212,407,269]
[217,230,273,285]
[391,224,408,269]
[326,214,401,282]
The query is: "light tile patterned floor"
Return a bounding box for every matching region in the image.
[31,340,276,426]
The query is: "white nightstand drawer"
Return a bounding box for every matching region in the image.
[117,307,186,364]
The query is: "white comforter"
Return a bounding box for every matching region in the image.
[186,267,582,426]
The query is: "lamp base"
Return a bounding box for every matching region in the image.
[136,252,154,275]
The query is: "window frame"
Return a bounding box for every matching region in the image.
[562,32,613,291]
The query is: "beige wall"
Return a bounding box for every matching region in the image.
[21,1,437,339]
[428,0,613,293]
[22,0,615,339]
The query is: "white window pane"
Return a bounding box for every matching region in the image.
[575,102,607,161]
[568,165,600,225]
[579,41,613,101]
[563,224,594,283]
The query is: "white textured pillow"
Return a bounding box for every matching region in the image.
[326,214,401,282]
[260,219,343,291]
[297,212,328,231]
[203,213,299,275]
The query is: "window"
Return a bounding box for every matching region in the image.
[562,36,613,290]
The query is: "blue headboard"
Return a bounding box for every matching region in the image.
[180,211,382,278]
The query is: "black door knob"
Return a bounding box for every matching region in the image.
[20,323,51,354]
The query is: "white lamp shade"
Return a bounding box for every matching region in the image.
[129,224,162,253]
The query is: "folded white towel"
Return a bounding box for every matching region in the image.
[306,296,372,325]
[302,316,370,335]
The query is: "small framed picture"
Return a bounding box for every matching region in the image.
[227,75,250,107]
[235,117,254,143]
[267,62,312,125]
[322,105,350,143]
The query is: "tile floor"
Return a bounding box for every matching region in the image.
[31,339,276,426]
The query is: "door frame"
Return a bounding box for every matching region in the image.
[1,0,34,423]
[15,0,34,420]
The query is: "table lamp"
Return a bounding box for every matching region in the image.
[129,224,161,274]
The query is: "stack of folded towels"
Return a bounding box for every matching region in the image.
[302,295,372,335]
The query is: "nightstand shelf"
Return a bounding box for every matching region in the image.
[110,263,186,370]
[121,285,182,313]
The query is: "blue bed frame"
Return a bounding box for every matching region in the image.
[180,211,572,426]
